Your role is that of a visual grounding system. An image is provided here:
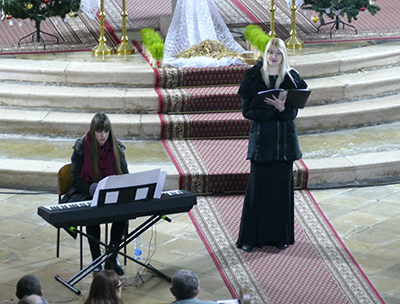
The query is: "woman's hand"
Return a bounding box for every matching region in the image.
[264,95,286,112]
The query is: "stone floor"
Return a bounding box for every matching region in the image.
[0,184,400,304]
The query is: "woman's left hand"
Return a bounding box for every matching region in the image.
[264,95,286,112]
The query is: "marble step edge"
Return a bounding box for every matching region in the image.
[1,94,399,138]
[1,64,400,112]
[0,110,162,139]
[291,40,400,78]
[0,58,156,87]
[0,83,160,114]
[0,159,180,193]
[303,150,400,189]
[1,150,399,191]
[1,40,400,85]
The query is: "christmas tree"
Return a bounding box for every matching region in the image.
[1,0,80,44]
[302,0,380,25]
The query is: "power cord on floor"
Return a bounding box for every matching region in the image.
[123,224,158,289]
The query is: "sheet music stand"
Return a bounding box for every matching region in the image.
[54,182,171,295]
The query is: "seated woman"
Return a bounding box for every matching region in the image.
[84,270,124,304]
[67,112,128,276]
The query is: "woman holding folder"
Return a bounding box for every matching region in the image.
[236,38,307,253]
[66,113,128,276]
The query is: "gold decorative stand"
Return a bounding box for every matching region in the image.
[285,0,303,49]
[92,0,113,56]
[115,0,134,55]
[268,0,276,38]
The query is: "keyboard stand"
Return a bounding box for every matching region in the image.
[54,214,171,295]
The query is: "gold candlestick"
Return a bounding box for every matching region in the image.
[285,0,303,49]
[92,0,113,56]
[115,0,134,55]
[268,0,276,38]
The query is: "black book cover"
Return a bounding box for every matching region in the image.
[250,88,311,109]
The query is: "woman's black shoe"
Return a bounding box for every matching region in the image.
[241,244,253,253]
[93,264,104,277]
[276,243,288,250]
[105,256,124,276]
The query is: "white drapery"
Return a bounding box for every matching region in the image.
[164,0,248,68]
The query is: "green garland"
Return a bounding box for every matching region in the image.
[140,28,164,60]
[243,25,272,54]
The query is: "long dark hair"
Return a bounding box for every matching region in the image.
[88,113,122,182]
[84,270,123,304]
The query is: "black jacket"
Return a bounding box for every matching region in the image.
[238,60,307,163]
[71,135,129,196]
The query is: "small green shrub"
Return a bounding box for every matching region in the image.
[140,28,164,59]
[243,25,272,54]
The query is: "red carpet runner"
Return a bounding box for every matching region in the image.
[191,191,384,303]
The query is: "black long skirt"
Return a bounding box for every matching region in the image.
[236,160,295,248]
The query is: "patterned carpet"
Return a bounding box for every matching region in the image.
[0,12,118,54]
[191,191,384,303]
[1,0,398,54]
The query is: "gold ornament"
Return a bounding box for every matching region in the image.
[27,3,33,9]
[312,16,318,23]
[68,10,75,17]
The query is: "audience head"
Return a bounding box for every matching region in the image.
[20,294,48,304]
[16,275,42,300]
[84,270,123,304]
[170,269,200,300]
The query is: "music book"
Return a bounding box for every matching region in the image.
[91,168,167,207]
[250,88,311,109]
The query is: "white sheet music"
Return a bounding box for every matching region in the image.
[91,169,167,207]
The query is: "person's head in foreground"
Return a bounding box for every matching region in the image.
[84,270,124,304]
[170,269,201,300]
[16,275,42,300]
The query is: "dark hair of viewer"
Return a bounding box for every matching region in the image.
[16,275,42,300]
[171,269,199,300]
[84,270,123,304]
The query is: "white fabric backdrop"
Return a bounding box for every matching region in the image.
[164,0,248,68]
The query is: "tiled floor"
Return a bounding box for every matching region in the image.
[0,185,400,304]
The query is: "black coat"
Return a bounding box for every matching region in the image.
[238,60,307,163]
[71,135,129,197]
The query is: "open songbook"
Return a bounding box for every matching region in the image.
[250,88,311,109]
[91,168,167,207]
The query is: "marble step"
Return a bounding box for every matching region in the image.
[1,90,399,138]
[0,136,179,191]
[1,122,400,191]
[1,61,400,115]
[2,40,400,85]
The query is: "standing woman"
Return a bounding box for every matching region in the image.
[236,38,307,253]
[69,113,128,275]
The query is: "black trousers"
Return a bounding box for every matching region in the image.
[86,220,127,260]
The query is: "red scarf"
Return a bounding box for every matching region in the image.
[80,131,116,182]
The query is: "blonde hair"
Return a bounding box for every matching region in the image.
[261,38,292,89]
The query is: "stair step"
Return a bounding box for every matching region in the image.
[0,83,159,114]
[159,85,241,113]
[0,109,161,138]
[0,135,179,191]
[0,54,155,86]
[299,122,400,159]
